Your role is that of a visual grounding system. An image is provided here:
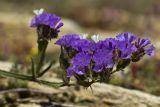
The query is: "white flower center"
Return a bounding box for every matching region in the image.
[91,34,100,42]
[33,8,44,15]
[80,34,88,39]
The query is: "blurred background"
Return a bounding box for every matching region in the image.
[0,0,160,106]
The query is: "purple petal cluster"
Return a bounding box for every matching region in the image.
[116,32,137,59]
[55,34,81,47]
[116,32,136,43]
[31,12,63,30]
[72,39,94,52]
[30,12,63,39]
[96,38,117,51]
[93,49,114,72]
[67,52,91,77]
[136,38,155,56]
[56,32,155,79]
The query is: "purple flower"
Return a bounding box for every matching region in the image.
[71,52,91,66]
[137,38,151,48]
[91,38,117,52]
[66,67,74,78]
[117,41,137,59]
[98,38,117,51]
[30,12,63,38]
[144,45,155,56]
[116,32,136,43]
[136,38,155,56]
[31,12,63,30]
[55,34,81,47]
[72,39,94,52]
[67,52,91,77]
[116,32,137,59]
[93,49,114,72]
[67,66,86,77]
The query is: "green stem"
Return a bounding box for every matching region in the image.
[31,58,36,79]
[110,70,118,74]
[38,60,54,77]
[0,69,64,88]
[36,39,48,76]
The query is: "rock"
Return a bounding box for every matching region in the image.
[0,61,13,71]
[0,61,160,107]
[90,83,160,107]
[18,103,41,107]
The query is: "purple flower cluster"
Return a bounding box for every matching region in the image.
[30,12,63,39]
[56,32,155,80]
[30,11,155,86]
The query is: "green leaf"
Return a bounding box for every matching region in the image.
[38,60,54,77]
[38,80,64,88]
[0,69,33,81]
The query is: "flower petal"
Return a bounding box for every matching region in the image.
[144,45,155,56]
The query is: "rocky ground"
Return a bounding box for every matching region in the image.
[0,62,160,107]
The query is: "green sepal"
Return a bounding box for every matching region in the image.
[131,52,145,62]
[59,46,70,69]
[99,70,111,83]
[59,46,70,84]
[116,59,130,71]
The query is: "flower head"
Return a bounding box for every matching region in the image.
[117,41,137,59]
[30,12,63,39]
[31,12,63,29]
[116,32,136,43]
[55,34,81,47]
[135,38,155,56]
[93,49,114,72]
[71,52,91,66]
[116,32,137,59]
[101,38,117,50]
[67,52,91,77]
[72,39,94,52]
[144,45,155,56]
[67,66,86,77]
[137,38,151,48]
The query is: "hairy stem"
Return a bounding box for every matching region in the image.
[0,69,64,88]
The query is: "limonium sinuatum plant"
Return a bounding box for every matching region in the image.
[0,10,155,88]
[56,33,155,87]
